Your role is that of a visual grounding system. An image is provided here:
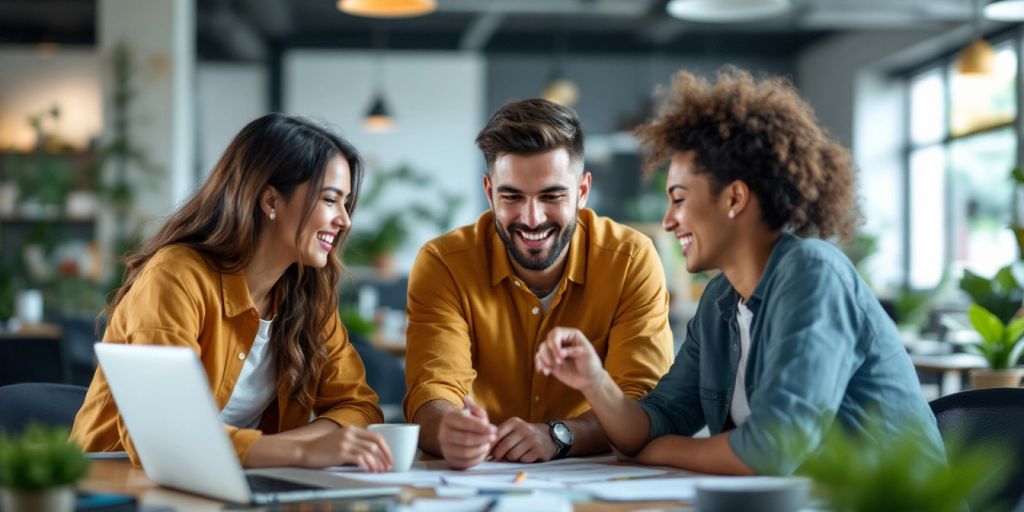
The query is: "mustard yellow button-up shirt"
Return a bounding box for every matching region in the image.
[404,208,674,424]
[71,245,382,465]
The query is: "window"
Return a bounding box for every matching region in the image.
[906,41,1018,289]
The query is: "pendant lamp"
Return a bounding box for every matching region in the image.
[957,0,996,76]
[337,0,436,18]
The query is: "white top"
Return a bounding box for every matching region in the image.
[730,301,754,426]
[538,288,557,315]
[219,318,276,429]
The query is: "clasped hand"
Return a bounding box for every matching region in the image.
[439,399,558,469]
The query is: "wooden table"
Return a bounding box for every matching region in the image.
[80,459,691,511]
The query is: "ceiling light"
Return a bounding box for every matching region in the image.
[542,79,580,107]
[984,0,1024,20]
[363,94,394,133]
[956,37,997,75]
[666,0,791,22]
[337,0,436,18]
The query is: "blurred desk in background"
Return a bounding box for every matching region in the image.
[911,353,987,397]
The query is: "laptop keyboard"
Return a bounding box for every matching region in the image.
[246,474,325,494]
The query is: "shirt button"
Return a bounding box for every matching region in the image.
[238,352,245,360]
[531,306,540,315]
[534,395,540,402]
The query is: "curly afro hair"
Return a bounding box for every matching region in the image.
[635,67,860,243]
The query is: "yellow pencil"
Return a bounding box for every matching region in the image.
[513,471,528,483]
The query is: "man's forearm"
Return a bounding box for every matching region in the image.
[412,399,458,457]
[562,410,608,456]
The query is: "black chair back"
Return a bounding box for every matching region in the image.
[0,382,87,436]
[930,387,1024,510]
[0,336,67,385]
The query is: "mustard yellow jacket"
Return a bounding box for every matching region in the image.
[71,245,383,465]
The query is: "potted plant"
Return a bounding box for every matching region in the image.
[960,262,1024,388]
[964,303,1024,388]
[797,415,1004,512]
[0,426,91,512]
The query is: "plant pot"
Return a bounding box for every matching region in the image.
[0,485,75,512]
[969,367,1024,389]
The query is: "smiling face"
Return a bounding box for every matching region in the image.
[484,148,590,272]
[267,155,353,269]
[662,151,735,273]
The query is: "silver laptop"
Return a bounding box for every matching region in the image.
[94,343,401,505]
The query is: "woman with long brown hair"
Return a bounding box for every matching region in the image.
[72,113,393,471]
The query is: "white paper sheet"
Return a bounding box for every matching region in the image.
[573,476,703,501]
[524,463,668,483]
[440,473,565,490]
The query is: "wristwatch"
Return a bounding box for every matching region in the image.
[547,420,574,459]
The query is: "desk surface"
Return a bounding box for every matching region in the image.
[81,459,689,511]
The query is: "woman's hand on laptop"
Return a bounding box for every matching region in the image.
[297,427,394,472]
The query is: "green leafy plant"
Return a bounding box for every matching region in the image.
[340,306,376,339]
[960,262,1024,325]
[344,164,463,267]
[345,213,410,267]
[798,418,1005,512]
[0,426,90,491]
[966,303,1024,370]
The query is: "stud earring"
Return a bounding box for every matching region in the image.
[728,209,735,219]
[269,209,276,221]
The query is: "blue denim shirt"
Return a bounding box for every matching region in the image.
[638,233,945,475]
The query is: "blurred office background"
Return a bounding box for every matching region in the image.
[3,0,1024,409]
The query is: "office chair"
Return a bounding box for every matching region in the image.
[0,382,87,436]
[930,387,1024,511]
[0,336,67,385]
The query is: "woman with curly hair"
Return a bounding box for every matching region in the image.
[535,69,944,475]
[72,113,393,472]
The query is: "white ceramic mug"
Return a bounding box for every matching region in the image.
[368,423,420,472]
[15,289,43,325]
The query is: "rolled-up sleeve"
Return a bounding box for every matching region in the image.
[727,260,860,475]
[316,315,384,428]
[637,313,706,439]
[603,240,674,400]
[74,252,266,466]
[403,246,476,421]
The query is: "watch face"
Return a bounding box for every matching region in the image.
[553,422,572,444]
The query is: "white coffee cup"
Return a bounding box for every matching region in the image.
[16,289,43,325]
[368,423,420,472]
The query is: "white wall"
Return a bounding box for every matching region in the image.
[196,63,268,176]
[284,50,485,272]
[0,47,102,151]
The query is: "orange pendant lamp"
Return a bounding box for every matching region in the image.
[337,0,436,18]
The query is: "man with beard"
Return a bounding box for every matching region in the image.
[404,99,674,469]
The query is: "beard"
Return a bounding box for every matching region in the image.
[494,212,577,271]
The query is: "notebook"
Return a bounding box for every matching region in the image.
[94,342,401,505]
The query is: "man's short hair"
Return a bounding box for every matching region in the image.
[475,98,585,174]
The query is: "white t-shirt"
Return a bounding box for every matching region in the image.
[538,288,557,315]
[219,318,277,429]
[730,301,754,426]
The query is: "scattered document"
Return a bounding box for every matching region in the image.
[440,473,565,490]
[518,463,667,483]
[573,477,702,501]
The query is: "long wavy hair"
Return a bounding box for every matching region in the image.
[105,113,364,405]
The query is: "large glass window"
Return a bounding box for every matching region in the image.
[905,40,1018,289]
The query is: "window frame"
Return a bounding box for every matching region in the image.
[901,30,1022,291]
